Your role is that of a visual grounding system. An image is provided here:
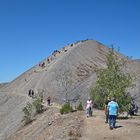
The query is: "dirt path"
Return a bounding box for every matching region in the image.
[80,110,140,140]
[6,107,140,140]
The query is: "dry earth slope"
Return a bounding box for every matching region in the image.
[0,40,140,140]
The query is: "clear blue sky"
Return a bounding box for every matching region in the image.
[0,0,140,83]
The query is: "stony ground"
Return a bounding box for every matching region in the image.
[6,105,140,140]
[7,104,84,140]
[1,40,140,140]
[80,110,140,140]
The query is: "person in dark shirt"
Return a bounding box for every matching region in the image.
[28,89,32,97]
[47,96,51,106]
[105,97,111,123]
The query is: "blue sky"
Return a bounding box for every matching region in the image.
[0,0,140,83]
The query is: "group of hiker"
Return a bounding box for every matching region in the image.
[28,89,51,106]
[39,62,45,68]
[104,97,119,130]
[86,96,119,130]
[86,96,139,130]
[28,89,35,98]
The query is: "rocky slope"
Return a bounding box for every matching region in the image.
[7,106,84,140]
[0,83,8,89]
[0,40,140,139]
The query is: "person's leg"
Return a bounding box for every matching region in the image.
[108,115,111,126]
[112,115,117,128]
[47,100,50,105]
[89,107,92,116]
[48,100,50,105]
[105,113,109,123]
[109,115,113,129]
[86,108,89,117]
[91,107,93,116]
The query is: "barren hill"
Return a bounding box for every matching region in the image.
[0,40,140,140]
[0,83,8,89]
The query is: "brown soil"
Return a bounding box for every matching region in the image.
[7,104,84,140]
[80,109,140,140]
[7,107,140,140]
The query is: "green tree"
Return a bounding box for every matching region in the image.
[90,47,135,112]
[22,102,33,125]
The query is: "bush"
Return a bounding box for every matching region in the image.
[60,103,72,114]
[77,102,83,111]
[22,102,33,125]
[33,91,44,113]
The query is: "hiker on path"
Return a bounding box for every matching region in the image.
[86,97,93,117]
[31,89,34,98]
[105,97,111,123]
[47,96,51,106]
[28,89,35,98]
[128,100,138,116]
[28,89,32,97]
[107,97,119,130]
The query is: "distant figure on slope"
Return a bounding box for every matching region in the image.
[105,97,111,123]
[47,96,51,106]
[86,97,93,117]
[31,89,35,98]
[39,62,45,68]
[28,89,32,97]
[107,97,119,130]
[41,62,45,68]
[128,102,138,116]
[28,89,34,98]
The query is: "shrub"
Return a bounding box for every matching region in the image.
[33,90,44,113]
[22,102,33,125]
[60,103,72,114]
[77,102,83,111]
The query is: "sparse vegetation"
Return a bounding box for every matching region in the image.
[22,89,45,125]
[56,70,73,102]
[60,103,72,114]
[33,89,44,113]
[22,102,33,125]
[90,47,135,112]
[77,102,84,111]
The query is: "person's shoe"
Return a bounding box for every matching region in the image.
[109,126,113,130]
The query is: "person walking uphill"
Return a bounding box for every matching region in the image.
[86,97,93,117]
[105,97,111,123]
[107,97,119,130]
[47,96,51,106]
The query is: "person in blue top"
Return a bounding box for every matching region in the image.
[107,97,119,130]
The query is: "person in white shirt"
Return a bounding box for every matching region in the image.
[86,97,93,117]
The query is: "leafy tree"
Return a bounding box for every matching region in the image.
[22,102,33,125]
[90,47,135,112]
